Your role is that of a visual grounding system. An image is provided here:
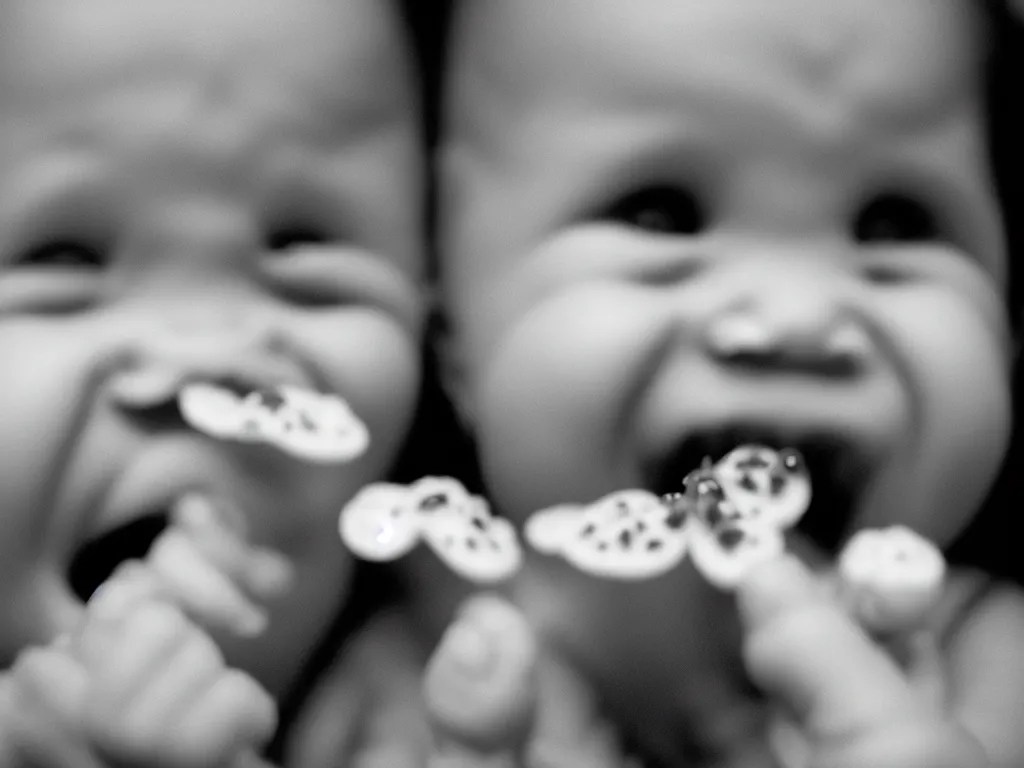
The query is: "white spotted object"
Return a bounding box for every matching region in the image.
[178,383,249,439]
[684,450,807,590]
[521,446,811,586]
[179,381,369,463]
[837,525,946,635]
[523,489,690,579]
[713,445,811,529]
[688,516,786,590]
[338,477,522,583]
[339,483,420,561]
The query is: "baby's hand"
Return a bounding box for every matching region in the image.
[422,594,630,768]
[0,641,101,768]
[737,555,987,768]
[136,494,294,639]
[71,573,277,768]
[1,576,277,768]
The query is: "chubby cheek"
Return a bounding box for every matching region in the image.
[474,284,668,521]
[865,289,1010,543]
[258,311,422,542]
[0,323,120,654]
[302,311,419,455]
[0,325,114,568]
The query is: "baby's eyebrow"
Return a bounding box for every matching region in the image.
[256,157,352,227]
[0,153,113,248]
[867,127,1006,273]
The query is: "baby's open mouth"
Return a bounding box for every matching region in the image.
[66,509,170,601]
[649,424,874,553]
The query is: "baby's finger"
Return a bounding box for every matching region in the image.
[737,555,923,739]
[893,630,947,711]
[147,525,268,637]
[173,495,294,600]
[174,669,278,763]
[424,594,538,758]
[10,645,90,720]
[428,753,517,768]
[5,648,104,768]
[230,749,278,768]
[111,617,226,739]
[83,601,200,723]
[9,647,91,743]
[87,560,166,616]
[73,562,169,662]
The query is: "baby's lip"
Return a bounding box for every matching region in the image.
[109,361,312,411]
[96,446,238,541]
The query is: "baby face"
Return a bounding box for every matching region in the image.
[0,0,423,694]
[441,0,1010,752]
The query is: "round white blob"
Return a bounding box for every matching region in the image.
[178,383,247,438]
[837,526,946,634]
[339,483,420,561]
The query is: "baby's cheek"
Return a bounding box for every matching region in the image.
[300,311,422,468]
[473,284,670,516]
[868,287,1009,540]
[0,327,111,544]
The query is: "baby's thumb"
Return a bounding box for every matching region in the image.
[423,593,538,765]
[737,555,920,738]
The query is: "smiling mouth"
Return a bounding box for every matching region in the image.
[650,424,874,553]
[66,510,170,602]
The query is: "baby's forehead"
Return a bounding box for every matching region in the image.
[0,0,413,128]
[448,0,983,138]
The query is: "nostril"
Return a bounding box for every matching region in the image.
[714,344,864,378]
[703,298,872,377]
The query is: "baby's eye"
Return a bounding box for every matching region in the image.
[265,225,329,251]
[605,185,708,235]
[853,193,940,244]
[13,240,107,269]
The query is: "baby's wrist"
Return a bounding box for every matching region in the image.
[819,719,988,768]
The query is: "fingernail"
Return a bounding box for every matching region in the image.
[174,494,247,539]
[737,554,824,628]
[439,619,496,677]
[89,580,138,620]
[247,550,295,598]
[234,607,269,638]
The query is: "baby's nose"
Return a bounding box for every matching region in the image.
[110,293,284,404]
[125,198,261,277]
[702,271,872,378]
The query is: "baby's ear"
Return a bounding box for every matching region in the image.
[432,306,477,430]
